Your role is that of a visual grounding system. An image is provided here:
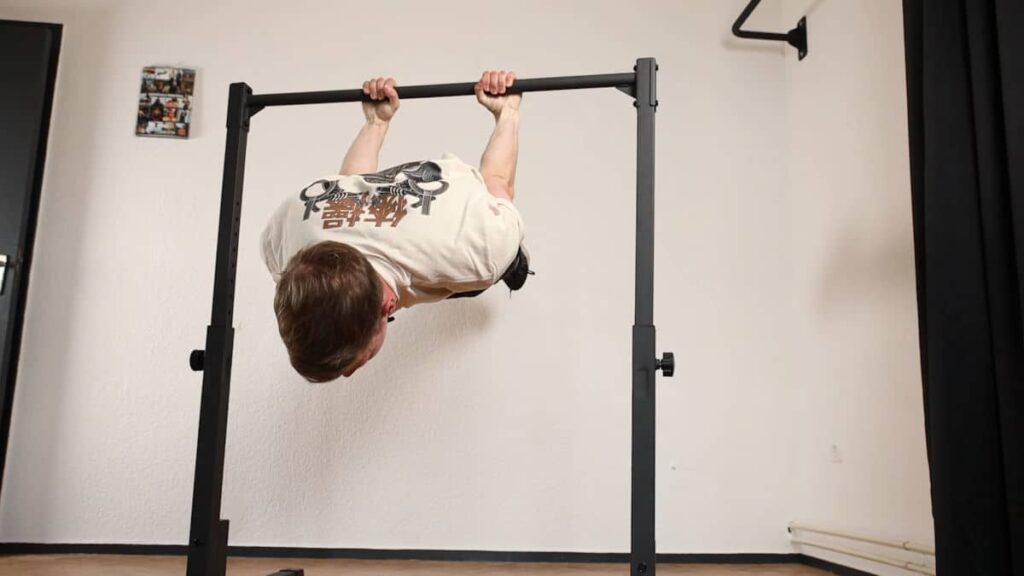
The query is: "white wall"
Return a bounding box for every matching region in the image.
[0,0,931,564]
[780,1,933,573]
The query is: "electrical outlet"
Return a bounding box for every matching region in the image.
[830,444,843,463]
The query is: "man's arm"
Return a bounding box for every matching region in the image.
[340,77,399,175]
[476,70,521,202]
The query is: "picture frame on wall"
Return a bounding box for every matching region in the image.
[136,66,195,138]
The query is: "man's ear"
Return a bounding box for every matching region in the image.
[382,297,397,317]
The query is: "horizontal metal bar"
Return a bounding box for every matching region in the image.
[248,72,636,108]
[733,29,789,41]
[789,523,936,555]
[792,538,935,575]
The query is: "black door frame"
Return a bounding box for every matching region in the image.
[0,18,63,499]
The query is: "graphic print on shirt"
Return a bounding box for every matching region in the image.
[298,160,450,229]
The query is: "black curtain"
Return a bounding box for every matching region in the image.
[903,0,1024,574]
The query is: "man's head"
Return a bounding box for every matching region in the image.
[274,241,395,381]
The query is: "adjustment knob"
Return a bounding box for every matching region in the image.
[189,350,205,372]
[656,352,675,377]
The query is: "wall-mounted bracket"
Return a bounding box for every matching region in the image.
[732,0,808,61]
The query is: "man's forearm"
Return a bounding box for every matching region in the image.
[479,109,519,193]
[340,119,389,175]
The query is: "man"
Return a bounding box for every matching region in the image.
[261,70,527,381]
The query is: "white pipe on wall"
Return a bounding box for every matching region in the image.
[789,523,936,555]
[791,537,935,575]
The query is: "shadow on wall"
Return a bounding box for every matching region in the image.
[816,221,916,316]
[721,33,785,57]
[0,5,111,539]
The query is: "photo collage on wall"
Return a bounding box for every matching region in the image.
[136,66,195,138]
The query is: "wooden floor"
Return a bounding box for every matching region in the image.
[0,555,831,576]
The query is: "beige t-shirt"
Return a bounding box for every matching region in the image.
[260,153,525,309]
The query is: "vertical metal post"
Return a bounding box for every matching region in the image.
[186,82,252,576]
[631,57,658,576]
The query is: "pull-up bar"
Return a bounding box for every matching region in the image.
[248,72,639,108]
[186,58,670,576]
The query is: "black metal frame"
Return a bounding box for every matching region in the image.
[731,0,808,60]
[186,57,672,576]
